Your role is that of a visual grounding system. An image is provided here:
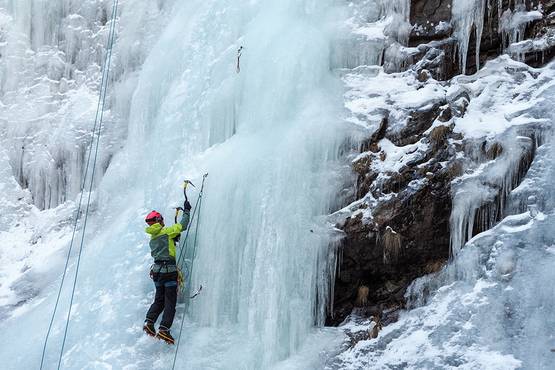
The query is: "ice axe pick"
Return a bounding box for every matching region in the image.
[182,180,196,202]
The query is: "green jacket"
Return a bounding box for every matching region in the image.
[145,210,191,263]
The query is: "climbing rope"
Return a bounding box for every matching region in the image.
[174,190,202,293]
[39,1,119,369]
[176,190,202,269]
[187,176,206,281]
[172,174,208,370]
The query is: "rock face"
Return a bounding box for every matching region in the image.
[408,0,555,79]
[328,0,555,325]
[328,110,459,325]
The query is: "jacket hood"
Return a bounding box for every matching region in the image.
[145,223,163,236]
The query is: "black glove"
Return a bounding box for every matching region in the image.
[184,200,192,211]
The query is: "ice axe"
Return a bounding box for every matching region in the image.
[236,46,243,73]
[182,180,196,202]
[175,180,196,223]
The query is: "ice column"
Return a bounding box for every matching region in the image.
[450,134,536,256]
[0,0,172,209]
[380,0,412,45]
[451,0,487,74]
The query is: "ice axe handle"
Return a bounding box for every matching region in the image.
[182,180,195,202]
[174,207,183,224]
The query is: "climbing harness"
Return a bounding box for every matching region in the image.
[39,1,119,369]
[171,173,208,369]
[236,46,243,73]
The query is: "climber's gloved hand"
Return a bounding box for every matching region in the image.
[184,200,192,211]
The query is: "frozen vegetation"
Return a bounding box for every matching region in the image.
[0,0,553,369]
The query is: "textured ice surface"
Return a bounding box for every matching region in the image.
[451,0,545,73]
[451,0,487,74]
[331,0,411,70]
[0,0,356,369]
[449,58,553,255]
[0,0,174,209]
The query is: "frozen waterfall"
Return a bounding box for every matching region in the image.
[2,0,554,369]
[0,0,173,209]
[0,0,357,369]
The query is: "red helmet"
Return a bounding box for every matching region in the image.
[145,211,163,225]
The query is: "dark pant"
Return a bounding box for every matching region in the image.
[146,271,178,329]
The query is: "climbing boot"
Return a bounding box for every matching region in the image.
[156,326,175,345]
[143,320,156,337]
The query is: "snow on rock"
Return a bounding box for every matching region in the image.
[334,134,554,368]
[333,44,555,366]
[449,58,553,255]
[408,0,554,79]
[333,6,554,361]
[448,56,550,139]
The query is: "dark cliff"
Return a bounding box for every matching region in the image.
[328,0,555,326]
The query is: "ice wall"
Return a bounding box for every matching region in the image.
[380,0,412,45]
[447,57,551,256]
[500,2,543,48]
[115,1,353,366]
[449,132,537,256]
[0,0,174,209]
[331,0,411,70]
[0,0,356,369]
[451,0,487,74]
[451,0,545,73]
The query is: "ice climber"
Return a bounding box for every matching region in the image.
[142,200,191,345]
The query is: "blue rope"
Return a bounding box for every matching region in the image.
[176,193,202,269]
[188,178,206,281]
[177,175,208,277]
[172,175,207,370]
[175,199,200,291]
[56,1,120,368]
[38,1,119,369]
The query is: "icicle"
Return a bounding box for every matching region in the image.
[0,0,171,209]
[500,1,543,60]
[450,132,536,256]
[331,0,411,70]
[379,0,412,45]
[451,0,487,74]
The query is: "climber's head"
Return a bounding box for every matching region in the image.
[145,211,164,226]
